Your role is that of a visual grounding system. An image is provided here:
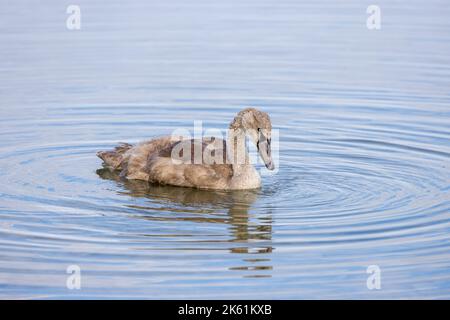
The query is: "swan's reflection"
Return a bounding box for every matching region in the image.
[97,168,273,277]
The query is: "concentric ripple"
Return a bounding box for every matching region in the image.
[1,102,449,299]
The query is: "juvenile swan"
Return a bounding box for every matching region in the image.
[97,108,275,190]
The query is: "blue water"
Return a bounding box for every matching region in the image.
[0,0,450,299]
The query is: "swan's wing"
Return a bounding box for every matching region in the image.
[146,159,233,189]
[119,136,179,180]
[184,164,233,189]
[145,138,234,189]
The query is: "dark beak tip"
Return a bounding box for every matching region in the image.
[266,162,275,170]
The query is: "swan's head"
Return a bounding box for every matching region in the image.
[230,108,275,170]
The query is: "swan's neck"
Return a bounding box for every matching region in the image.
[227,128,261,189]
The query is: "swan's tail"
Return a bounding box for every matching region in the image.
[97,142,133,170]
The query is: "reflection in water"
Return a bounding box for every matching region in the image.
[97,168,273,277]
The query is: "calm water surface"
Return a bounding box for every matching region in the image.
[1,0,450,299]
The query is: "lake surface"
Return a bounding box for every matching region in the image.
[1,0,450,299]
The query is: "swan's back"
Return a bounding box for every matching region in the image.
[97,136,234,189]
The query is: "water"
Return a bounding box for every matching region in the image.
[1,0,450,299]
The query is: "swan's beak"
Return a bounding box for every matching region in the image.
[257,130,275,171]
